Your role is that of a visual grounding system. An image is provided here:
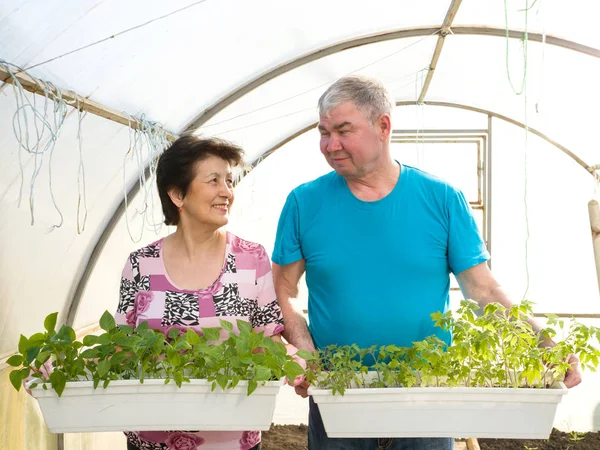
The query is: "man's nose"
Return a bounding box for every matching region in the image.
[327,135,342,152]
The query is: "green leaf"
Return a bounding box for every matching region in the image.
[57,325,76,343]
[295,350,315,361]
[174,372,183,388]
[236,319,252,335]
[97,359,111,378]
[168,327,182,339]
[103,379,111,389]
[49,371,67,397]
[81,349,100,359]
[186,329,201,345]
[6,355,23,367]
[97,334,111,345]
[202,327,220,341]
[254,365,272,381]
[29,333,46,345]
[26,347,41,365]
[118,325,134,335]
[247,379,258,396]
[284,361,305,379]
[83,335,99,346]
[99,311,116,332]
[9,370,24,391]
[219,319,233,332]
[217,374,228,390]
[110,352,127,365]
[44,312,58,333]
[18,335,30,354]
[167,350,181,366]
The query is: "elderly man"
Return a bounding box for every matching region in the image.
[272,75,581,450]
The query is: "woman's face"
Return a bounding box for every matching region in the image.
[177,155,234,229]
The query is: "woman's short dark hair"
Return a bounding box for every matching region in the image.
[156,135,244,226]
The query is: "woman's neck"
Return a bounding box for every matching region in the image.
[167,226,225,262]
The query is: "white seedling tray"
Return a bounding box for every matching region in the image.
[308,381,567,439]
[29,378,283,433]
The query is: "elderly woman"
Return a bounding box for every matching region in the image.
[115,135,284,450]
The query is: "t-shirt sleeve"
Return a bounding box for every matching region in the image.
[447,188,490,274]
[251,246,284,336]
[272,191,304,266]
[115,254,138,326]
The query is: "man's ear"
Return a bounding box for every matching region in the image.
[167,187,184,209]
[377,113,392,141]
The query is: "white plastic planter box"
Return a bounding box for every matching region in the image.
[308,381,568,439]
[29,378,284,433]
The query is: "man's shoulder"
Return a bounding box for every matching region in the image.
[291,170,338,199]
[403,165,458,193]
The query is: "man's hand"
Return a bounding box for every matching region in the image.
[294,378,311,398]
[563,354,582,388]
[284,343,311,396]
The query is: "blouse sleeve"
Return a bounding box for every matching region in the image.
[250,245,284,336]
[115,254,139,326]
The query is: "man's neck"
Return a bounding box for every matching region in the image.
[345,160,400,202]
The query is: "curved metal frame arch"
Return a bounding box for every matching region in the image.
[239,101,600,180]
[65,26,600,329]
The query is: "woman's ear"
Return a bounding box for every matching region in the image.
[167,187,183,209]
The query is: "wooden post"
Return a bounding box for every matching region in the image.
[0,65,175,139]
[590,199,600,294]
[466,437,481,450]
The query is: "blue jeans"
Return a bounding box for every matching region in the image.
[309,398,454,450]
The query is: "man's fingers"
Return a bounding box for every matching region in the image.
[564,370,582,388]
[563,355,582,388]
[294,385,309,398]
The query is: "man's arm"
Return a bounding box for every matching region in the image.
[272,259,315,352]
[456,262,581,388]
[272,259,315,398]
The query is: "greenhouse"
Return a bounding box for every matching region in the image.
[1,0,599,449]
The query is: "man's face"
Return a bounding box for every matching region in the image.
[318,101,389,179]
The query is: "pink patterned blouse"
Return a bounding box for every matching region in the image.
[115,232,284,450]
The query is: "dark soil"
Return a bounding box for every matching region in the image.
[261,425,600,450]
[262,424,308,450]
[479,428,600,450]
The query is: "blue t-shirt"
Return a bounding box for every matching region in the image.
[272,164,490,350]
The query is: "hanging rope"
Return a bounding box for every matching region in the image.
[504,0,529,95]
[76,100,88,234]
[1,60,68,229]
[503,1,536,299]
[122,114,170,243]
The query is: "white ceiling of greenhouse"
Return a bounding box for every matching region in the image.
[0,0,599,358]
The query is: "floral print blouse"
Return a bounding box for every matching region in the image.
[115,232,284,450]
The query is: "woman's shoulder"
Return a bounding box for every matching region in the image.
[227,232,267,258]
[128,239,163,260]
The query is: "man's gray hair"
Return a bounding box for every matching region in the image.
[318,75,394,123]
